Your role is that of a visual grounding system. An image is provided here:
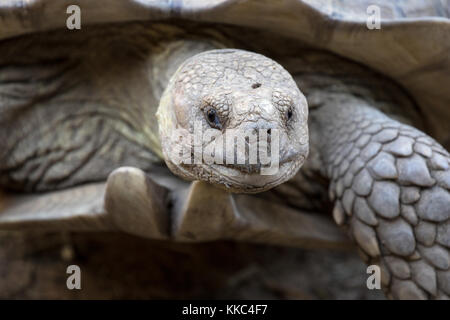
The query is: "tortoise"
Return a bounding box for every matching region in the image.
[0,0,449,300]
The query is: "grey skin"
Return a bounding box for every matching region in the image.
[157,49,309,193]
[0,20,449,300]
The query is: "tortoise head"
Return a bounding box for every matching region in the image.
[156,49,309,193]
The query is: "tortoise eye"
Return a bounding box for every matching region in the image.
[286,107,293,121]
[205,107,222,129]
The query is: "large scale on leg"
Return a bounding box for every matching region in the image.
[312,97,450,299]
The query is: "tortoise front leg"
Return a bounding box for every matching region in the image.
[311,95,450,299]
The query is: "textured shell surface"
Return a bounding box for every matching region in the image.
[0,0,448,145]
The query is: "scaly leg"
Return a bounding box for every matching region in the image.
[311,95,450,299]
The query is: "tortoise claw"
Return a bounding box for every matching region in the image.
[104,166,170,239]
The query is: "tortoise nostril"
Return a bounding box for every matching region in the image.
[287,109,293,121]
[267,128,271,136]
[252,83,261,89]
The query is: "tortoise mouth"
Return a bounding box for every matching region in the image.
[222,153,300,175]
[209,158,300,192]
[223,163,262,174]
